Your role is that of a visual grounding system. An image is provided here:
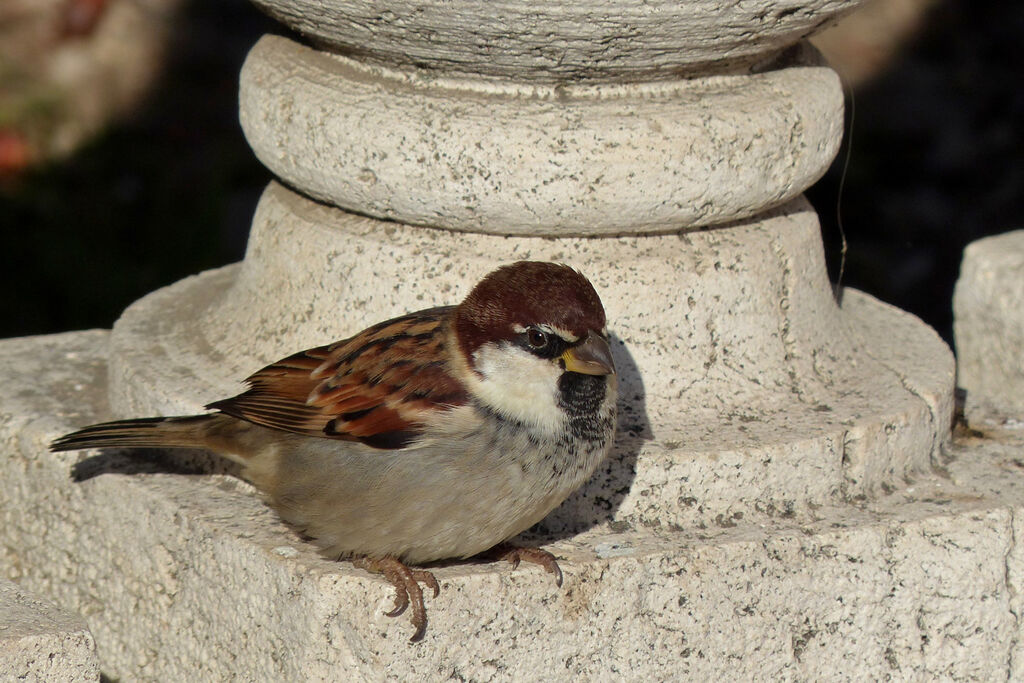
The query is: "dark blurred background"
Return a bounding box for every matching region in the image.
[0,0,275,336]
[0,0,1021,344]
[808,1,1024,344]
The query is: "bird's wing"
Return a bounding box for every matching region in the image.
[206,306,469,449]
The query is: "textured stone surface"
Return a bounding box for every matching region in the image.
[106,184,954,534]
[0,330,1019,680]
[239,36,843,235]
[953,230,1024,419]
[248,0,866,81]
[0,578,99,682]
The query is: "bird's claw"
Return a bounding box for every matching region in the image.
[354,557,440,642]
[384,588,409,618]
[494,544,564,587]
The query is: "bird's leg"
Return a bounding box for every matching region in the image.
[489,543,564,587]
[352,556,440,642]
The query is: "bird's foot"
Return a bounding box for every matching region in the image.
[353,556,440,642]
[490,543,563,587]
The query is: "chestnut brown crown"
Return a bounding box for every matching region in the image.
[454,261,607,358]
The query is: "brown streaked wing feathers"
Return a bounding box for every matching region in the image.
[207,307,469,449]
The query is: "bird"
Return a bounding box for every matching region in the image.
[51,260,617,641]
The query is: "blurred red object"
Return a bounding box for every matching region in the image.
[60,0,109,38]
[0,130,32,178]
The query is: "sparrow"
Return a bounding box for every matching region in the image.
[52,261,617,642]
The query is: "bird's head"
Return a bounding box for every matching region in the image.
[453,261,615,432]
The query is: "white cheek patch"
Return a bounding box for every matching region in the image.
[468,343,565,435]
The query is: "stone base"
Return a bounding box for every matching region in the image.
[0,578,98,682]
[1,330,1020,680]
[107,184,955,534]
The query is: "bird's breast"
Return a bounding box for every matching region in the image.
[259,375,616,564]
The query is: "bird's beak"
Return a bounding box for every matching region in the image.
[561,332,615,376]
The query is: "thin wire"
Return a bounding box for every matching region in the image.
[833,76,855,305]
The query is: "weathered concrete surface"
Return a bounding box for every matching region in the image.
[107,185,955,533]
[954,229,1024,420]
[248,0,867,81]
[1,330,1018,681]
[0,578,99,682]
[239,36,842,235]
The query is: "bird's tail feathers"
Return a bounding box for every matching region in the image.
[50,415,214,452]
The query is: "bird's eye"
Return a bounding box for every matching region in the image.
[526,328,548,349]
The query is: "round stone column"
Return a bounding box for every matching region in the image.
[107,0,954,534]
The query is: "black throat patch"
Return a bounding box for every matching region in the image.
[557,372,608,436]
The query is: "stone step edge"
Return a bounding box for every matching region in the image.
[0,578,100,682]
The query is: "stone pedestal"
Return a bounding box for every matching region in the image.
[109,0,952,533]
[4,0,1009,680]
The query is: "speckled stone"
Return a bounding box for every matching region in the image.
[954,230,1024,420]
[239,36,843,235]
[106,183,954,532]
[247,0,867,81]
[0,579,99,682]
[0,331,1019,680]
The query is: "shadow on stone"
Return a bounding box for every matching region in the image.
[71,447,242,482]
